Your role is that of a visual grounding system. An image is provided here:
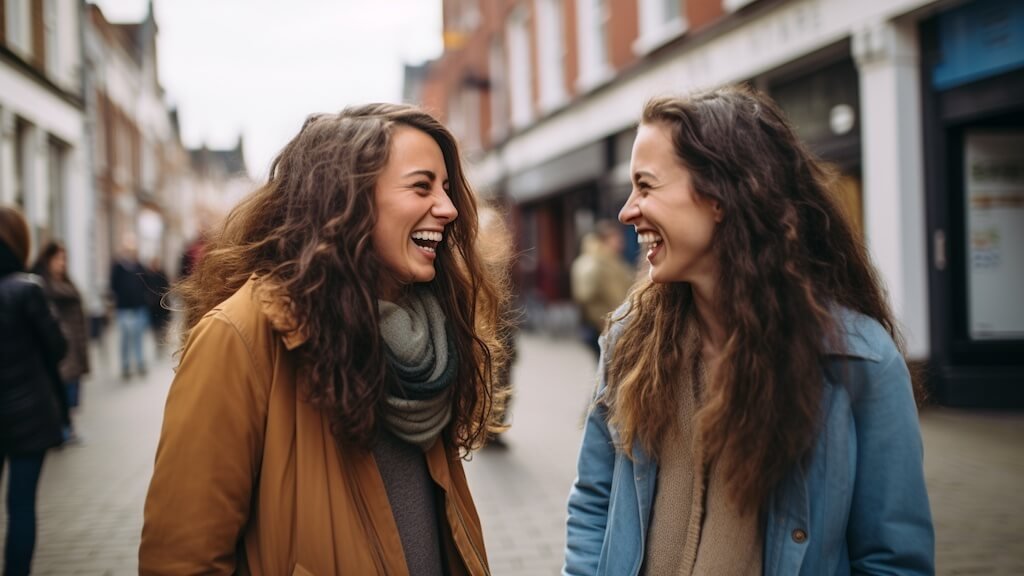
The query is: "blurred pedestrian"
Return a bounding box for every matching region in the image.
[0,206,68,576]
[142,258,171,352]
[140,104,510,574]
[109,237,148,379]
[177,233,205,280]
[570,220,635,357]
[564,86,933,575]
[31,241,90,443]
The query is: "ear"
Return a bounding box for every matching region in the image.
[712,201,724,223]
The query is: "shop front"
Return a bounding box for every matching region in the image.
[921,0,1024,406]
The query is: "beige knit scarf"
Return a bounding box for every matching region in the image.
[641,312,763,576]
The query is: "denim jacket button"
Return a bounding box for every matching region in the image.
[792,529,807,543]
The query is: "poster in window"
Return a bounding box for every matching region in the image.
[965,131,1024,340]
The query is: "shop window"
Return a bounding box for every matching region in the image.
[13,118,29,210]
[47,137,67,241]
[963,130,1024,340]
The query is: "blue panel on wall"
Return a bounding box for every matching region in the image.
[933,0,1024,90]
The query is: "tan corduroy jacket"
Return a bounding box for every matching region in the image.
[139,280,490,575]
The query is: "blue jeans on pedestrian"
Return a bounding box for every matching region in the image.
[64,379,80,409]
[117,307,148,376]
[1,452,46,576]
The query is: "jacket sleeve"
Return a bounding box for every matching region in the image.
[139,313,270,575]
[847,344,935,575]
[564,334,617,576]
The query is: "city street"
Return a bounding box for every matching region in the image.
[1,331,1022,575]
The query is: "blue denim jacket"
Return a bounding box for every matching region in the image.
[564,308,934,576]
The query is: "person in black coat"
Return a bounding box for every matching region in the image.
[0,206,68,576]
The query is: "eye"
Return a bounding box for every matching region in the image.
[413,181,432,193]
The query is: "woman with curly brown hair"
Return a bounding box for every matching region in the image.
[140,104,510,575]
[564,86,933,576]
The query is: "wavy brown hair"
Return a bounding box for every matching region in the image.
[605,85,902,514]
[176,104,510,453]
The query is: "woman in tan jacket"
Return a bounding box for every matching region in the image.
[140,104,511,575]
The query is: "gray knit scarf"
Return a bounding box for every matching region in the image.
[378,287,457,450]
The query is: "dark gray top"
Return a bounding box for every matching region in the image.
[372,428,445,576]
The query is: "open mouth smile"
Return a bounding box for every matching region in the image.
[411,230,443,256]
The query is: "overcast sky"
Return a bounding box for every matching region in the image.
[92,0,443,180]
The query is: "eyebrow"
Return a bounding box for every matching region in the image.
[633,170,657,182]
[403,169,439,181]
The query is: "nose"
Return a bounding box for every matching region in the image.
[433,189,458,223]
[619,189,640,226]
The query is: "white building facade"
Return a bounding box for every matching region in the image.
[0,0,92,295]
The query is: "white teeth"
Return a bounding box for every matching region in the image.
[411,230,443,242]
[637,232,663,245]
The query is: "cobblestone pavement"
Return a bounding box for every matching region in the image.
[1,332,1021,575]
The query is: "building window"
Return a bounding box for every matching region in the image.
[47,137,67,240]
[507,7,533,129]
[13,118,30,210]
[44,0,58,75]
[444,0,480,50]
[576,0,611,91]
[489,36,509,141]
[535,0,567,113]
[448,87,481,156]
[4,0,33,58]
[634,0,687,56]
[723,0,757,12]
[141,138,157,197]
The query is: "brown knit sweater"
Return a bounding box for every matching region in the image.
[641,315,763,576]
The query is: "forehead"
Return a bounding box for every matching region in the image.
[631,122,678,167]
[389,126,448,173]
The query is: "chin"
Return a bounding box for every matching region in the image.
[648,267,669,284]
[411,268,437,284]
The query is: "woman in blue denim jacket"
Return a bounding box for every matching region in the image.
[564,86,934,576]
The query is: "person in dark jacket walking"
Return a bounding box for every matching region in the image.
[109,238,148,379]
[0,206,68,576]
[32,241,90,443]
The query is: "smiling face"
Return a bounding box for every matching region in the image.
[619,122,720,286]
[372,126,458,300]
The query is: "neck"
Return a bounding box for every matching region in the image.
[690,279,726,354]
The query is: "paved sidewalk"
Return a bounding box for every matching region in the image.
[1,332,1021,575]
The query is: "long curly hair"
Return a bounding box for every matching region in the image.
[605,86,902,514]
[176,104,511,453]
